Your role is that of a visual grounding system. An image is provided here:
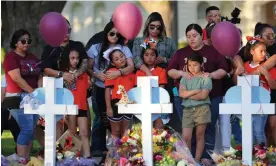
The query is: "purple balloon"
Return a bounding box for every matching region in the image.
[211,22,241,58]
[39,12,68,47]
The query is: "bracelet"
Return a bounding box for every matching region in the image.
[119,69,123,76]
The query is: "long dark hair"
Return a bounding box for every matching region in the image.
[143,12,167,40]
[59,41,86,71]
[98,21,125,70]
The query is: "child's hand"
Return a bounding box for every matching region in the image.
[194,89,202,94]
[106,107,113,117]
[258,66,269,77]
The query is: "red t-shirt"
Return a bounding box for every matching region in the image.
[3,51,41,93]
[244,62,276,91]
[136,67,167,85]
[202,28,208,40]
[70,73,89,111]
[167,45,228,98]
[105,68,136,100]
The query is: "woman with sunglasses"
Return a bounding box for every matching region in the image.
[87,21,134,162]
[3,29,41,164]
[132,12,177,75]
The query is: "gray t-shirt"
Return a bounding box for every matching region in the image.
[180,76,212,108]
[87,44,133,88]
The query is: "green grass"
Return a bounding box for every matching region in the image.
[1,106,95,156]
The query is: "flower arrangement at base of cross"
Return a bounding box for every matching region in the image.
[210,143,276,166]
[105,124,197,166]
[55,130,96,166]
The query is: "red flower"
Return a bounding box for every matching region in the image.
[235,145,242,151]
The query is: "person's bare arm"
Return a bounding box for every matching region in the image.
[8,69,34,93]
[87,58,94,77]
[210,69,227,79]
[105,87,113,117]
[75,59,88,77]
[168,69,184,80]
[259,66,276,89]
[263,54,276,70]
[189,89,210,100]
[44,68,75,84]
[106,58,135,80]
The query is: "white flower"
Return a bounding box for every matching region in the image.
[57,153,63,160]
[160,131,167,137]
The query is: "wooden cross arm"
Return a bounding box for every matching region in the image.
[219,104,275,115]
[118,104,173,114]
[24,104,79,115]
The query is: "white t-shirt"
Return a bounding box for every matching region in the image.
[1,75,7,88]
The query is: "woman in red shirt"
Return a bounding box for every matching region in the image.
[3,29,41,164]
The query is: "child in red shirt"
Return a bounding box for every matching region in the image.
[59,43,90,157]
[235,36,276,145]
[104,48,136,139]
[136,39,168,129]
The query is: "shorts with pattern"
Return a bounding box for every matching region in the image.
[107,99,133,122]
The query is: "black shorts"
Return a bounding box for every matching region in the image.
[77,109,88,117]
[107,99,133,122]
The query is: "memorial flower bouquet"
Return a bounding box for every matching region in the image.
[105,124,197,166]
[253,144,276,166]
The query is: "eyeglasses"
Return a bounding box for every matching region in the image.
[149,24,162,31]
[109,31,120,37]
[262,33,276,40]
[20,39,32,45]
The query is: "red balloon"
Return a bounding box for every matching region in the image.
[39,12,68,47]
[113,3,143,40]
[211,22,241,58]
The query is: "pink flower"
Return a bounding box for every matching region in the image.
[154,155,163,161]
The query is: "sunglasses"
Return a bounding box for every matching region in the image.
[20,39,32,45]
[109,31,120,37]
[149,25,162,31]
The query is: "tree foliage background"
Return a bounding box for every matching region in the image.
[1,1,66,59]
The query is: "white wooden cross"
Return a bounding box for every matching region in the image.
[118,76,173,166]
[219,75,275,166]
[24,77,78,166]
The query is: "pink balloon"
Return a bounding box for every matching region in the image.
[113,3,142,40]
[211,22,241,58]
[39,12,68,47]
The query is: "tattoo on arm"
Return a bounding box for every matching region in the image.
[76,59,88,77]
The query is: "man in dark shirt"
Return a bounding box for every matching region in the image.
[203,6,221,40]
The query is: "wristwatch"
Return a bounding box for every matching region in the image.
[57,71,63,78]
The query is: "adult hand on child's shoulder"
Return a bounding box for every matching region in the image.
[202,72,211,78]
[180,71,192,80]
